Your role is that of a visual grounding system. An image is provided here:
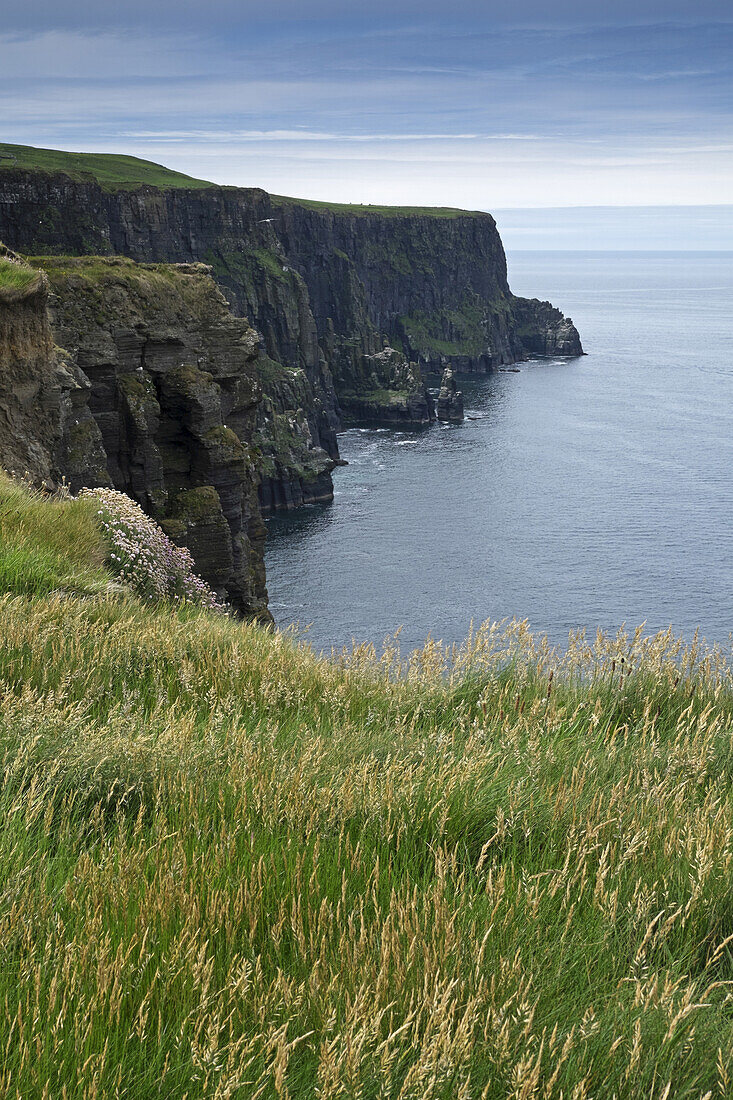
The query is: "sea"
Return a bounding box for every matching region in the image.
[265,251,733,655]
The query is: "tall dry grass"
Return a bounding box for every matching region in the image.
[1,589,732,1098]
[1,477,733,1096]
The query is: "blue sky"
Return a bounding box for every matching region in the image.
[2,1,732,244]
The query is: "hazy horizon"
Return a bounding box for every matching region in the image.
[496,205,733,251]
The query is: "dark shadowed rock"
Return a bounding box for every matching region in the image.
[436,367,464,423]
[0,252,270,619]
[0,246,108,489]
[509,298,584,357]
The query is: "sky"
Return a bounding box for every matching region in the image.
[2,0,732,247]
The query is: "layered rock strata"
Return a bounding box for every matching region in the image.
[0,251,269,618]
[0,245,108,489]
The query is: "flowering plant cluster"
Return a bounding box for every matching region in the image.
[81,487,227,613]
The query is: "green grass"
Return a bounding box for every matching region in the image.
[1,473,733,1097]
[0,142,214,191]
[0,471,110,596]
[270,194,486,218]
[0,141,488,217]
[0,255,39,293]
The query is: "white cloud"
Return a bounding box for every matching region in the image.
[0,19,730,210]
[122,130,483,142]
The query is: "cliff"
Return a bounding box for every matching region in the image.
[272,199,581,371]
[0,144,583,621]
[0,244,108,490]
[0,149,582,512]
[0,249,269,618]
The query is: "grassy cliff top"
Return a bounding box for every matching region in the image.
[270,193,486,218]
[29,253,218,302]
[0,142,214,191]
[1,472,733,1095]
[29,252,209,280]
[0,141,485,215]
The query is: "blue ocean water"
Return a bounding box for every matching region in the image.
[266,251,733,654]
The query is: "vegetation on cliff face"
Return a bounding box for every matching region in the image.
[0,142,214,191]
[1,475,733,1098]
[0,253,40,294]
[397,297,510,361]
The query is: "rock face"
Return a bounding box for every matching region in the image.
[436,368,464,423]
[334,345,433,427]
[254,357,337,513]
[0,251,269,619]
[272,202,583,369]
[0,166,582,511]
[0,245,108,489]
[509,297,583,357]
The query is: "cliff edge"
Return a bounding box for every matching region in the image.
[0,145,582,512]
[0,248,269,618]
[0,144,583,621]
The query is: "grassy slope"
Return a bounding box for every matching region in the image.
[0,141,483,215]
[0,142,214,191]
[0,472,110,596]
[2,475,733,1097]
[0,255,39,293]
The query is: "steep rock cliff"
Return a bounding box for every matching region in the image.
[0,157,582,513]
[0,245,108,488]
[254,356,336,513]
[0,250,269,618]
[272,200,583,370]
[0,170,344,509]
[436,367,464,423]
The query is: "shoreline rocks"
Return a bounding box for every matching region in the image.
[436,367,464,423]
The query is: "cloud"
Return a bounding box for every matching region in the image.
[122,130,484,142]
[1,0,731,32]
[0,13,730,210]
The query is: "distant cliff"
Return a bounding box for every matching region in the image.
[0,145,583,622]
[273,199,582,370]
[0,154,582,513]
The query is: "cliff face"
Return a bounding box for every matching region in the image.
[0,167,582,511]
[274,203,522,371]
[273,201,582,369]
[0,245,108,490]
[0,156,584,624]
[0,250,269,618]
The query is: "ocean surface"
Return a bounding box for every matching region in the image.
[265,251,733,655]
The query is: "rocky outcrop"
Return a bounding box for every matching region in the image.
[436,368,464,423]
[0,245,108,488]
[0,252,269,618]
[254,356,336,513]
[332,345,433,427]
[0,160,582,512]
[509,297,583,357]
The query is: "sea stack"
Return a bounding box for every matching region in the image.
[436,367,464,422]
